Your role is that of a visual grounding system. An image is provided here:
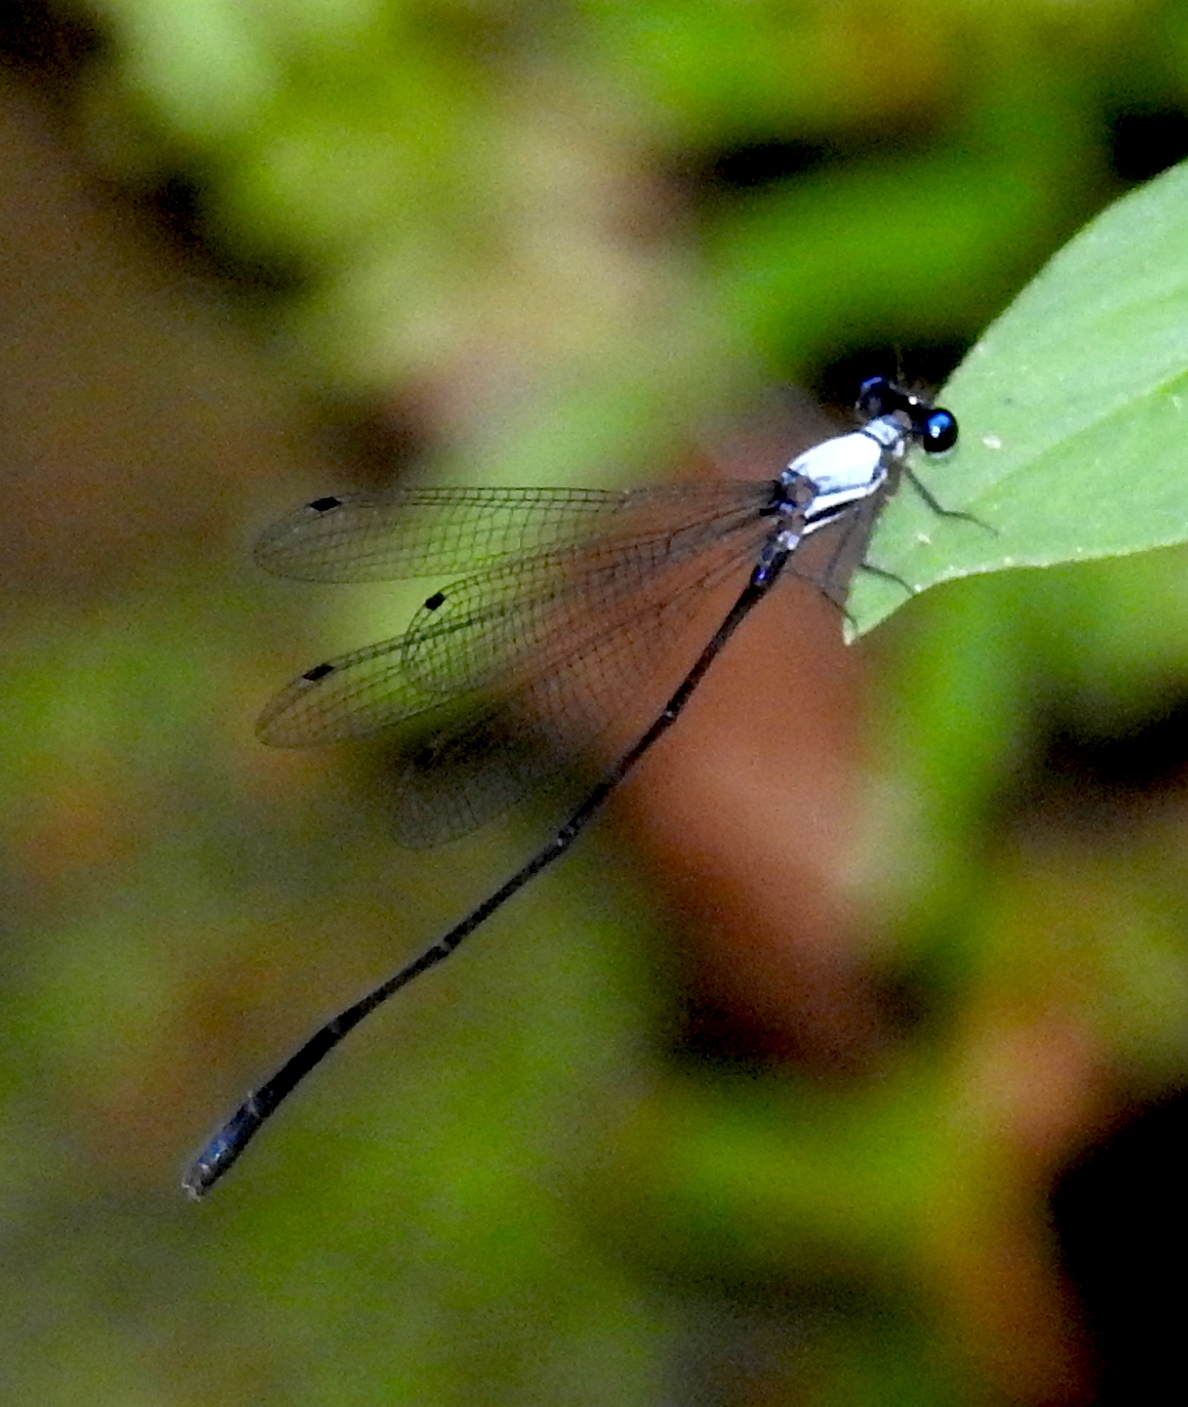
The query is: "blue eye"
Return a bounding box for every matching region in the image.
[857,375,895,419]
[922,408,958,454]
[854,378,958,455]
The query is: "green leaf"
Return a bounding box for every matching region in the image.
[850,158,1188,636]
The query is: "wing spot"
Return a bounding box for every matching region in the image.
[308,496,343,513]
[303,662,336,682]
[424,590,446,611]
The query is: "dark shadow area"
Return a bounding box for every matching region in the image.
[703,138,835,191]
[1041,695,1188,804]
[815,342,969,413]
[0,0,102,86]
[1108,104,1188,184]
[1052,1087,1188,1405]
[138,173,310,302]
[684,118,948,201]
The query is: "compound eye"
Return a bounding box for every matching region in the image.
[857,375,894,420]
[921,408,958,454]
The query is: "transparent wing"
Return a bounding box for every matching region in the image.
[257,481,776,743]
[395,483,779,693]
[389,480,899,845]
[387,522,780,845]
[802,469,899,606]
[257,481,780,844]
[254,483,761,583]
[257,637,442,746]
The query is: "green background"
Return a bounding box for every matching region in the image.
[3,2,1188,1404]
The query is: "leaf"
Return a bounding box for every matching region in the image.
[849,158,1188,637]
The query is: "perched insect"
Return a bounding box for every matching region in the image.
[183,376,958,1199]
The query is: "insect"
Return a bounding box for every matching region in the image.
[183,376,958,1198]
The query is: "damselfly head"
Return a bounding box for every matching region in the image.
[856,376,957,456]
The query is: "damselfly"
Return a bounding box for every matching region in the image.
[183,376,958,1198]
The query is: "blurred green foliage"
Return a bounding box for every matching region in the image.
[5,1,1188,1405]
[75,0,1180,476]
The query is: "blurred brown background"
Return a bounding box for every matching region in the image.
[3,4,1188,1405]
